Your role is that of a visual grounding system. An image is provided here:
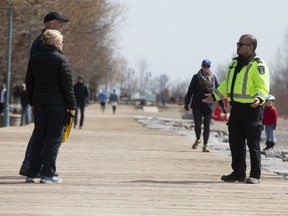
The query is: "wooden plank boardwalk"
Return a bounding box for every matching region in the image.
[0,104,287,216]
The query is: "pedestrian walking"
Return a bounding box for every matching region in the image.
[203,34,269,184]
[184,59,226,152]
[99,90,107,112]
[262,95,278,151]
[0,82,6,114]
[19,83,31,126]
[109,89,118,114]
[25,29,76,183]
[73,75,89,129]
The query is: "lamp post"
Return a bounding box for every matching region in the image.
[128,68,135,104]
[106,64,113,93]
[4,0,13,127]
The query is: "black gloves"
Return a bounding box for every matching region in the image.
[184,104,189,111]
[273,123,277,130]
[222,107,227,114]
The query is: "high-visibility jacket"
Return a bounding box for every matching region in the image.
[213,56,269,106]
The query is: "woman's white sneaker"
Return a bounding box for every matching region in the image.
[40,176,62,183]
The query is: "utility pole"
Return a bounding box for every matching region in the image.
[4,0,13,127]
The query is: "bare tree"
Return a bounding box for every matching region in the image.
[0,0,127,101]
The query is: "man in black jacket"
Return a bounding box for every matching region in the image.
[73,75,89,129]
[30,11,68,57]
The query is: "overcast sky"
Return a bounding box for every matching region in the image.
[118,0,288,83]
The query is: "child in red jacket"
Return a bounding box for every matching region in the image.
[262,95,278,150]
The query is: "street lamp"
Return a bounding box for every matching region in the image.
[4,0,13,127]
[128,68,135,103]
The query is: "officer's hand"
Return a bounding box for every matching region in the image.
[250,97,260,108]
[184,104,189,111]
[222,107,227,114]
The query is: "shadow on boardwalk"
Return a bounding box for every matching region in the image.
[0,103,287,216]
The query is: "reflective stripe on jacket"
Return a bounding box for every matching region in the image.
[213,56,269,106]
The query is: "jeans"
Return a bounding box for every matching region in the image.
[74,104,85,127]
[20,105,31,126]
[265,124,275,142]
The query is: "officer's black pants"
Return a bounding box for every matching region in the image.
[228,105,263,179]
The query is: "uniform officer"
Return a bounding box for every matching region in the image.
[203,34,269,184]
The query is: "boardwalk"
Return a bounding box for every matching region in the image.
[0,104,287,216]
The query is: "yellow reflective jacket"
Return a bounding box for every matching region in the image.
[213,56,269,106]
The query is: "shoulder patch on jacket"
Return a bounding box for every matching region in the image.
[257,66,265,74]
[254,57,262,63]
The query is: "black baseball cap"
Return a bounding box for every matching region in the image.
[44,11,69,23]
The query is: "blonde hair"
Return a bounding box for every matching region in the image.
[43,29,63,46]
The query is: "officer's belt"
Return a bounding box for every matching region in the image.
[230,101,253,107]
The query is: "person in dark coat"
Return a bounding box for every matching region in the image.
[73,75,89,129]
[25,29,76,183]
[19,83,31,126]
[109,89,119,114]
[0,82,6,114]
[184,59,226,152]
[30,11,68,57]
[19,11,69,177]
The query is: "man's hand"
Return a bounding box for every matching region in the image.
[222,107,227,114]
[202,94,213,104]
[184,104,189,111]
[250,98,260,108]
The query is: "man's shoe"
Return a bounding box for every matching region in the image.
[40,176,62,184]
[26,177,37,183]
[192,139,201,149]
[221,174,246,182]
[202,145,210,152]
[246,177,260,184]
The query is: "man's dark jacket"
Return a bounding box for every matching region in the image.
[25,45,76,110]
[30,29,46,57]
[73,82,89,106]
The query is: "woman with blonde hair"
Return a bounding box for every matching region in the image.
[25,29,76,183]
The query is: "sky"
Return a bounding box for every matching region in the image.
[118,0,288,83]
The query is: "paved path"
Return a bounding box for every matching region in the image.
[0,104,287,216]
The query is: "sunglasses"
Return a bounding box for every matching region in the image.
[202,65,210,68]
[237,42,252,47]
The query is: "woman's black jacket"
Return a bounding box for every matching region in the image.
[25,45,76,110]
